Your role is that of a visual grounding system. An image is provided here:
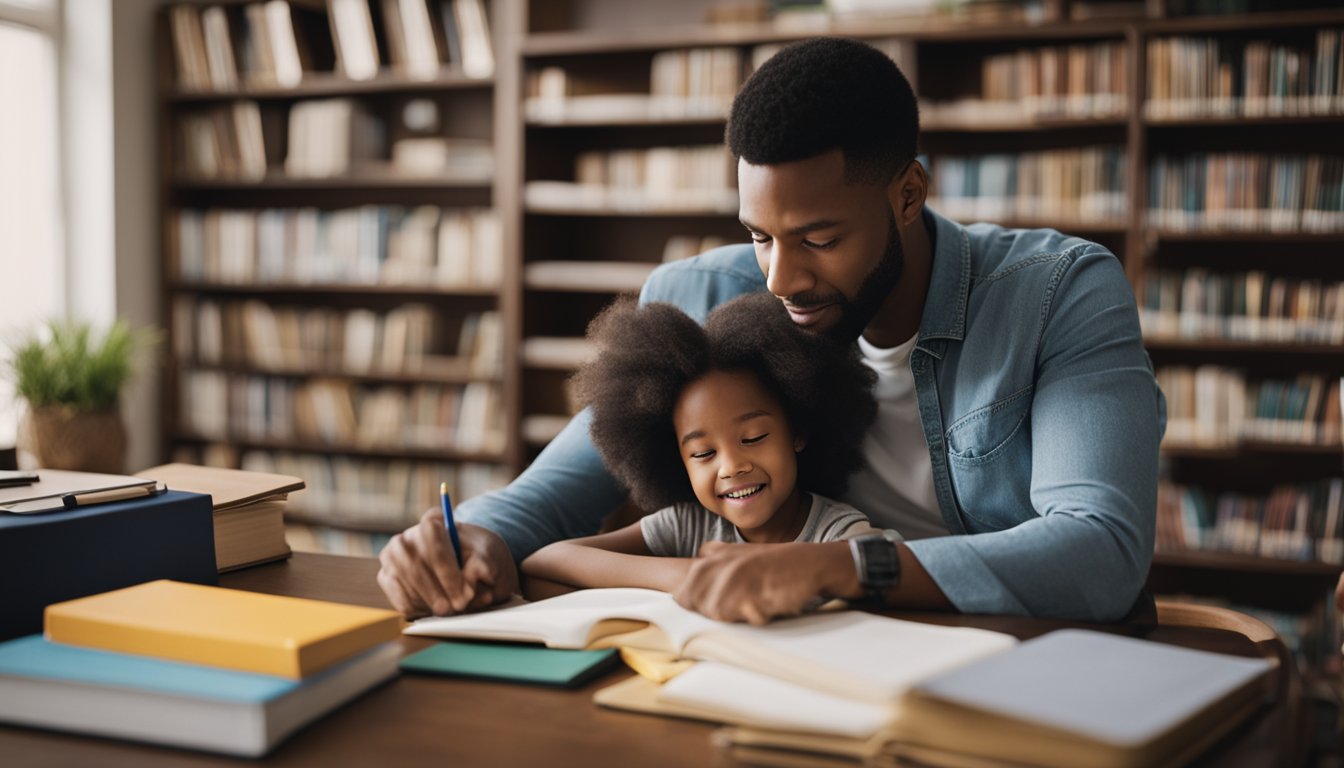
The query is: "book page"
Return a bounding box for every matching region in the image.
[403,588,722,650]
[686,611,1017,703]
[657,661,897,739]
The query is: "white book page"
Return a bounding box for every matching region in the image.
[403,588,722,650]
[688,612,1017,702]
[657,661,896,739]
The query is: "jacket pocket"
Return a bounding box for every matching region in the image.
[945,385,1033,467]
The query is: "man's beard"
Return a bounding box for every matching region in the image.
[791,213,904,343]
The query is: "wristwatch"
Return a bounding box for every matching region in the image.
[849,533,901,604]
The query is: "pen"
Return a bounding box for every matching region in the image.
[62,481,167,509]
[441,482,462,568]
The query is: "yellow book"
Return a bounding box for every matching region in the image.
[45,580,401,679]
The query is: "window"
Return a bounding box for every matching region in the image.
[0,1,63,448]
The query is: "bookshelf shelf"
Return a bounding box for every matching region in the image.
[1147,231,1344,244]
[166,71,493,102]
[1145,114,1344,128]
[171,174,494,192]
[521,336,596,370]
[526,113,727,128]
[1162,442,1343,460]
[523,261,654,293]
[169,281,502,298]
[185,361,501,386]
[172,434,507,464]
[1144,338,1344,356]
[1143,8,1344,34]
[1152,549,1343,579]
[522,414,571,446]
[922,116,1128,133]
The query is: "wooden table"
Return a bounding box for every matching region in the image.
[0,553,1299,767]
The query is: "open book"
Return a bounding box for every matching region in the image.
[713,629,1275,768]
[405,588,1016,721]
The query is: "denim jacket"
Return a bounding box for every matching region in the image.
[458,208,1166,622]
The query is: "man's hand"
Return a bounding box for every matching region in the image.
[377,509,518,619]
[672,541,858,625]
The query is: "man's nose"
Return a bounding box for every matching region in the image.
[764,245,813,300]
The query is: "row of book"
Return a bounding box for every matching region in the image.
[169,1,324,91]
[921,42,1127,126]
[1145,30,1344,119]
[168,0,493,90]
[1139,269,1344,345]
[927,147,1127,224]
[526,146,738,213]
[526,47,742,124]
[328,0,493,80]
[1155,478,1344,564]
[178,372,507,455]
[171,206,502,288]
[523,40,907,125]
[1147,153,1344,233]
[1156,366,1342,449]
[177,98,494,182]
[174,299,502,377]
[241,448,509,530]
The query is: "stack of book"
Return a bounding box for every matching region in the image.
[135,463,304,573]
[0,580,401,756]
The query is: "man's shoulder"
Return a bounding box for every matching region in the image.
[962,221,1113,280]
[640,243,766,322]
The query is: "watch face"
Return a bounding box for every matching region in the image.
[860,537,901,588]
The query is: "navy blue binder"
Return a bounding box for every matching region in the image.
[0,490,217,639]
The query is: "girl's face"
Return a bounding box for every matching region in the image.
[672,369,808,543]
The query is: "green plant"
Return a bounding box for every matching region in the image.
[8,319,156,412]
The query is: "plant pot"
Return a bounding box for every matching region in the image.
[20,405,128,474]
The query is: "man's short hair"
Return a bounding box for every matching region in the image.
[727,37,919,185]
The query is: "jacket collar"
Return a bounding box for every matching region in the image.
[917,206,972,344]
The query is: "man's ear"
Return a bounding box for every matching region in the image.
[794,435,807,452]
[886,160,928,227]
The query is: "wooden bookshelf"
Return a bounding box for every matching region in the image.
[158,0,516,556]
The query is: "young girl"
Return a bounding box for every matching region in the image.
[521,292,893,594]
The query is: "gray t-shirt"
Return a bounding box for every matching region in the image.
[640,493,889,557]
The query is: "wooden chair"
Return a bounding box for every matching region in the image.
[1155,599,1305,767]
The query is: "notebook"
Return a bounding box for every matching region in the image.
[45,580,402,678]
[400,641,621,688]
[0,635,399,757]
[0,468,158,513]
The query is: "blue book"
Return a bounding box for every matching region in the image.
[0,635,400,756]
[0,490,217,639]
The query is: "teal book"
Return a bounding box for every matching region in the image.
[400,641,620,688]
[0,635,399,756]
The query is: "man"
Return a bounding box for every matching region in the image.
[378,37,1166,624]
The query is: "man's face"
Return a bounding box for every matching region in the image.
[738,150,904,343]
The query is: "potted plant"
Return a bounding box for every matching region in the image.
[7,319,156,474]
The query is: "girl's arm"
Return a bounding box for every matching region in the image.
[520,522,691,593]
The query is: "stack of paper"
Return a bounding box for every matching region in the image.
[0,580,402,756]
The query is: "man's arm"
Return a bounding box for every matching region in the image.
[906,245,1164,621]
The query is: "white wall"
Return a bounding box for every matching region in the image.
[64,0,162,472]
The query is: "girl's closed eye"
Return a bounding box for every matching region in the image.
[743,434,768,445]
[690,449,715,460]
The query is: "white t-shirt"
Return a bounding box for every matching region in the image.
[639,493,885,557]
[844,332,949,540]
